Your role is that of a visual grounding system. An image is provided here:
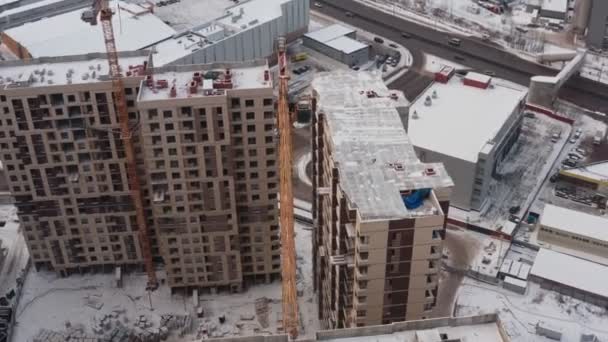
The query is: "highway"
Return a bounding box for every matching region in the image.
[313,0,608,112]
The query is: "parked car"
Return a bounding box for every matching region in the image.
[549,173,558,183]
[448,37,462,46]
[484,70,496,76]
[401,32,412,38]
[574,128,582,138]
[388,43,398,48]
[374,37,384,44]
[313,2,323,8]
[524,112,536,118]
[345,11,354,17]
[574,147,586,156]
[569,137,577,143]
[562,159,577,167]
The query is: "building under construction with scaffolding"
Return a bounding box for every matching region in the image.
[311,71,454,329]
[0,51,281,290]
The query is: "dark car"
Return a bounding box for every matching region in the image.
[401,32,412,39]
[374,37,384,44]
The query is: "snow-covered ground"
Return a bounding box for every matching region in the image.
[14,219,318,342]
[0,205,28,297]
[456,277,608,341]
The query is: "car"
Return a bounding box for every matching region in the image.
[448,37,461,46]
[574,128,582,139]
[509,205,520,215]
[524,112,536,118]
[313,2,322,7]
[562,159,577,167]
[549,174,558,183]
[352,66,360,71]
[575,147,586,156]
[454,55,465,61]
[382,64,388,72]
[292,68,301,75]
[569,137,577,143]
[401,32,412,39]
[345,11,354,17]
[508,215,520,224]
[388,43,398,48]
[373,37,384,44]
[484,70,496,76]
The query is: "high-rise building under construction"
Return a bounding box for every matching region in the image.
[311,71,454,328]
[0,52,280,290]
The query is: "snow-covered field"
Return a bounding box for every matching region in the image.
[14,220,318,342]
[456,278,608,341]
[0,205,28,297]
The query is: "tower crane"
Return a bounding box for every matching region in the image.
[81,0,158,290]
[277,37,298,339]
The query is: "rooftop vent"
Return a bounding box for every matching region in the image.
[432,90,438,99]
[189,81,198,94]
[412,110,419,119]
[425,168,436,176]
[424,95,432,106]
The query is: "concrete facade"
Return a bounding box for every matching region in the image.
[0,53,280,290]
[587,0,608,50]
[311,72,453,329]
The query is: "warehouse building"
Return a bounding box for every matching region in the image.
[0,52,280,290]
[539,0,568,20]
[303,24,370,66]
[558,161,608,194]
[312,71,453,329]
[530,248,608,307]
[408,71,527,211]
[1,0,310,66]
[538,204,608,260]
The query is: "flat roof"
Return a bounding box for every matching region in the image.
[151,25,226,66]
[0,52,149,89]
[324,36,368,54]
[304,24,355,43]
[138,60,271,101]
[408,73,527,163]
[465,72,491,84]
[312,71,453,221]
[541,0,568,13]
[540,204,608,243]
[0,0,65,17]
[561,161,608,184]
[216,0,291,32]
[4,1,175,57]
[531,248,608,299]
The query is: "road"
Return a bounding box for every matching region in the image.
[314,0,608,112]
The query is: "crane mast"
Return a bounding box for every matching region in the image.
[82,0,158,290]
[277,37,298,339]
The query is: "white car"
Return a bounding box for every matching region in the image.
[314,2,322,8]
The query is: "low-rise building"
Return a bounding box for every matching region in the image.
[408,71,527,211]
[303,24,370,66]
[558,160,608,195]
[539,0,568,20]
[312,71,453,329]
[538,204,608,260]
[530,248,608,307]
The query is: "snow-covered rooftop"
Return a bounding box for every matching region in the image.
[0,52,149,89]
[408,73,527,163]
[0,0,65,17]
[3,1,175,58]
[540,204,608,243]
[465,72,491,84]
[561,161,608,184]
[138,60,271,102]
[324,36,368,54]
[151,25,226,66]
[304,24,355,43]
[216,0,291,32]
[531,248,608,299]
[312,71,453,221]
[541,0,568,14]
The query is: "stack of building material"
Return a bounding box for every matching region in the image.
[254,297,269,328]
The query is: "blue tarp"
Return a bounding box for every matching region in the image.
[402,189,431,209]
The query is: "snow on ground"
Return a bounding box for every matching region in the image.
[152,0,228,31]
[14,222,318,342]
[423,53,464,73]
[456,278,608,341]
[0,205,28,297]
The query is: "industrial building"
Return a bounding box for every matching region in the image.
[557,160,608,194]
[0,52,280,290]
[303,24,370,66]
[530,248,608,307]
[311,71,453,329]
[0,0,310,65]
[408,71,527,211]
[538,204,608,261]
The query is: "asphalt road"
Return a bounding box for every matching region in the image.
[314,0,608,112]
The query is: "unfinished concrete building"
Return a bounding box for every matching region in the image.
[0,52,280,290]
[311,71,453,329]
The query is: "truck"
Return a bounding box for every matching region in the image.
[290,53,308,63]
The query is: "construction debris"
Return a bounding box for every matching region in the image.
[254,297,270,328]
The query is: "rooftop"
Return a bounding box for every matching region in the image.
[0,51,149,89]
[540,204,608,243]
[0,0,65,18]
[561,160,608,184]
[150,24,226,66]
[304,24,355,43]
[3,1,175,58]
[408,73,527,163]
[324,36,368,54]
[138,60,271,102]
[216,0,291,32]
[541,0,568,14]
[312,71,453,221]
[531,248,608,299]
